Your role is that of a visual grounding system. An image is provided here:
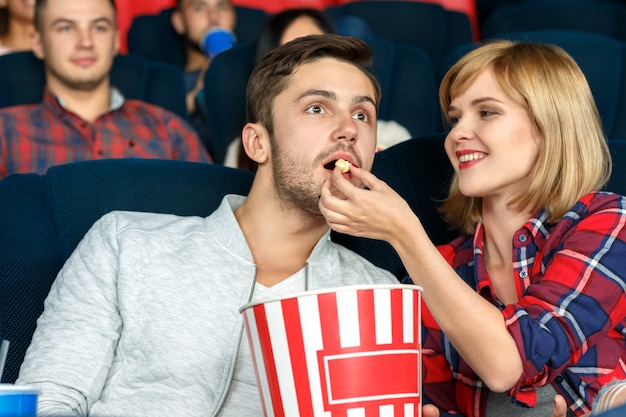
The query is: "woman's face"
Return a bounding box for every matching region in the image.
[444,67,542,205]
[279,16,325,46]
[6,0,35,23]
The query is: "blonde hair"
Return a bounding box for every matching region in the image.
[439,40,611,235]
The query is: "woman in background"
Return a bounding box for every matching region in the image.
[0,0,34,55]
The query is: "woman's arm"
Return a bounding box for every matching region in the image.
[319,166,523,391]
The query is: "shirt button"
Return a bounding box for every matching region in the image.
[519,234,528,243]
[519,270,528,279]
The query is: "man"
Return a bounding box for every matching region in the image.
[171,0,236,122]
[0,0,211,179]
[15,34,398,416]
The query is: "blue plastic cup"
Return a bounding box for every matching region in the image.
[0,385,39,417]
[200,27,236,58]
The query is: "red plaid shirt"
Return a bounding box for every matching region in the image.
[412,191,626,417]
[0,88,212,178]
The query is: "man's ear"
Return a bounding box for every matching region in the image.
[241,122,270,165]
[170,9,186,35]
[31,31,45,60]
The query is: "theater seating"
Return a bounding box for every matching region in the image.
[481,0,626,41]
[336,0,480,41]
[477,0,626,33]
[0,51,189,121]
[323,1,473,76]
[203,36,441,164]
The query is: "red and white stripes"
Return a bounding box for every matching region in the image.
[242,285,422,417]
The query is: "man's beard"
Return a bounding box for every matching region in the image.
[271,138,324,217]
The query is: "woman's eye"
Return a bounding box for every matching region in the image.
[447,116,460,126]
[305,105,324,114]
[480,110,496,117]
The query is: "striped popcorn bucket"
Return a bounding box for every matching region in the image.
[240,284,423,417]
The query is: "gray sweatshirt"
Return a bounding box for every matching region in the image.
[16,195,398,417]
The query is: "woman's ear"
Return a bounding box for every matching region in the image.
[241,122,270,165]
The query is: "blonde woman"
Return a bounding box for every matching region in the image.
[319,40,626,417]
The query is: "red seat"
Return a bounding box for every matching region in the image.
[230,0,339,13]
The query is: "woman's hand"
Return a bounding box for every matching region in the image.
[318,164,415,245]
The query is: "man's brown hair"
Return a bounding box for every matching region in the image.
[246,34,382,135]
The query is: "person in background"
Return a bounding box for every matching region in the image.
[319,40,626,416]
[170,0,236,142]
[223,7,411,171]
[252,7,333,67]
[0,0,34,55]
[0,0,210,178]
[15,34,399,417]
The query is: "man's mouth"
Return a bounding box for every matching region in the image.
[323,159,357,171]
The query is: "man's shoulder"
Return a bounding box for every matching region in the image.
[0,103,39,118]
[92,210,210,240]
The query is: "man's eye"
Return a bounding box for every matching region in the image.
[305,105,324,114]
[353,112,369,122]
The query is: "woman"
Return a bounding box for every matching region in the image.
[319,40,626,416]
[0,0,35,55]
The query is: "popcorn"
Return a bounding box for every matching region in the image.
[335,158,351,173]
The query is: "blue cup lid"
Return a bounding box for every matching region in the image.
[200,27,236,58]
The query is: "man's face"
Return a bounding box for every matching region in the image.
[269,58,378,216]
[32,0,119,92]
[176,0,236,46]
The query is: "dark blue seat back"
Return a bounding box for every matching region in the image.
[481,1,626,41]
[0,51,189,120]
[324,1,473,76]
[606,140,626,195]
[0,159,254,383]
[127,6,269,68]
